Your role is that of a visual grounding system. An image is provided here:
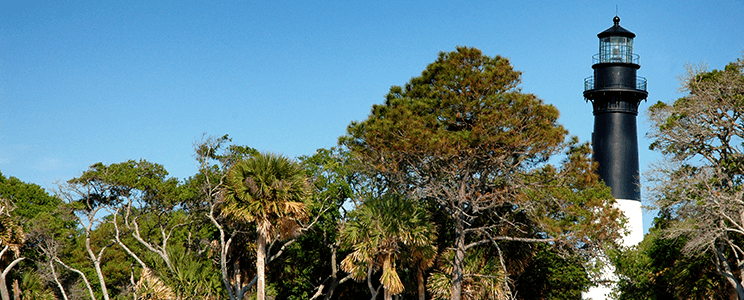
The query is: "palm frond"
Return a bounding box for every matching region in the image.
[135,268,176,300]
[380,256,405,295]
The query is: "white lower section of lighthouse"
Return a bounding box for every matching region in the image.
[583,199,643,300]
[616,199,643,246]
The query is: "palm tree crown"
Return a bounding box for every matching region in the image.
[341,194,437,298]
[223,152,309,238]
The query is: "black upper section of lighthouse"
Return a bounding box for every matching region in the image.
[584,16,647,201]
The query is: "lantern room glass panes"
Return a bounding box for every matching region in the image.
[599,36,633,63]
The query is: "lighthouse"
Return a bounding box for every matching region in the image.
[583,16,647,299]
[584,15,646,246]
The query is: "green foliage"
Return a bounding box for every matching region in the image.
[515,244,590,300]
[523,139,621,256]
[300,148,355,213]
[17,272,56,300]
[613,213,731,300]
[68,159,183,211]
[195,134,258,167]
[168,248,224,298]
[268,232,328,299]
[0,171,62,227]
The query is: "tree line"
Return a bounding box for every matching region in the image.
[1,46,742,299]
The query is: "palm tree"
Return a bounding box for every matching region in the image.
[341,194,437,300]
[222,152,309,300]
[0,198,25,300]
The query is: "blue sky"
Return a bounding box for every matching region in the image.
[1,0,743,233]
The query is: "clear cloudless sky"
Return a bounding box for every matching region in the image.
[2,0,743,233]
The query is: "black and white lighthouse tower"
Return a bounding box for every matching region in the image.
[583,16,647,299]
[584,15,646,245]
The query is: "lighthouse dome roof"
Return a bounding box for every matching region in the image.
[598,16,636,39]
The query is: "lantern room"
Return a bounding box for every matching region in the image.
[595,16,638,64]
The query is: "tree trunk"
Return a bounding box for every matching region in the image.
[208,206,238,300]
[737,262,744,300]
[451,216,465,300]
[93,260,111,300]
[715,248,744,300]
[257,233,267,300]
[734,283,744,300]
[49,260,69,300]
[86,237,110,300]
[417,265,425,300]
[55,258,96,300]
[312,245,347,300]
[0,256,24,300]
[0,274,9,300]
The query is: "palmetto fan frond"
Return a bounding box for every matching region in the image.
[0,199,24,258]
[135,268,176,300]
[0,214,23,256]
